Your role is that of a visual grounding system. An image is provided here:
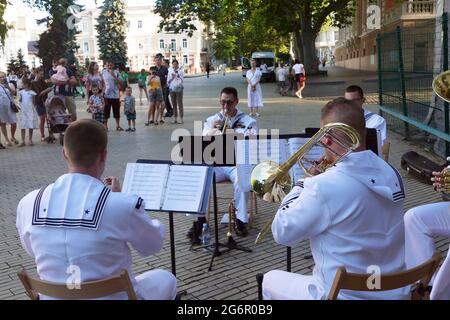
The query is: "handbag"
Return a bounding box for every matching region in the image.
[170,75,183,93]
[1,85,20,113]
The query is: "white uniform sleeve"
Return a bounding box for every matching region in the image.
[202,116,216,136]
[16,193,38,258]
[124,199,165,257]
[379,118,387,145]
[245,117,258,136]
[272,181,331,247]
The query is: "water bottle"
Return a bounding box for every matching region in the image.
[200,223,210,246]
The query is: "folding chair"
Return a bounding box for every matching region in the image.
[17,268,137,300]
[328,252,441,300]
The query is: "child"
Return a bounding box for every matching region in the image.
[87,85,106,128]
[18,78,37,146]
[51,58,70,94]
[146,66,164,126]
[123,86,136,132]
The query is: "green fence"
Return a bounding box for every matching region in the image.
[377,13,450,158]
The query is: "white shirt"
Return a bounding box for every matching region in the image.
[292,63,305,75]
[16,173,165,299]
[364,109,387,146]
[203,108,258,136]
[277,68,287,82]
[272,151,408,300]
[167,67,184,91]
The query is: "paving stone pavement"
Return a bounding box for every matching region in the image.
[0,68,447,300]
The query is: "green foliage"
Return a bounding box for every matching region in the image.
[0,0,11,48]
[25,0,81,73]
[96,0,128,69]
[15,48,27,71]
[7,54,16,74]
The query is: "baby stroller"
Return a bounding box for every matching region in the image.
[44,94,72,144]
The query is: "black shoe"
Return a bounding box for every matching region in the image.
[187,217,207,243]
[164,112,173,118]
[235,219,248,237]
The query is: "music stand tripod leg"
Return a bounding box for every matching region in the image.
[208,172,222,271]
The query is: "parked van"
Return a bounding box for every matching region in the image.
[241,51,276,82]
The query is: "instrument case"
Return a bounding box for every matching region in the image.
[400,151,445,185]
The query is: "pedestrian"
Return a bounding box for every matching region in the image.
[205,61,211,78]
[85,62,104,102]
[0,71,19,147]
[123,86,136,132]
[222,62,227,76]
[291,59,306,99]
[277,62,288,96]
[101,61,124,131]
[145,66,164,126]
[246,59,263,117]
[153,56,172,118]
[87,84,106,128]
[18,77,37,147]
[119,66,130,101]
[167,60,184,124]
[49,58,78,122]
[31,67,52,142]
[137,69,148,105]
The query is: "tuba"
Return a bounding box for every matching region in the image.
[432,70,450,103]
[251,123,361,244]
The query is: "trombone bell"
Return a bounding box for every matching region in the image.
[433,70,450,103]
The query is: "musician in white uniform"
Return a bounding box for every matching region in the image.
[16,119,177,300]
[262,98,408,300]
[344,85,387,146]
[188,87,257,241]
[404,171,450,299]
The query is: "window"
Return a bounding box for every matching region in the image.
[84,42,89,53]
[138,20,143,29]
[172,55,176,62]
[159,39,165,49]
[183,55,188,65]
[171,39,176,51]
[182,38,188,49]
[139,43,143,50]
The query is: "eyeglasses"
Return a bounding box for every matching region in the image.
[220,100,235,106]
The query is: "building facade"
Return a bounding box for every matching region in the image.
[75,4,213,73]
[334,0,438,71]
[315,27,339,64]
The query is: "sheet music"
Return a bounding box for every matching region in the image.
[162,165,209,212]
[235,139,286,192]
[287,138,324,182]
[122,163,170,210]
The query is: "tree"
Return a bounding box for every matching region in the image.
[7,54,17,74]
[155,0,355,73]
[15,49,27,71]
[0,0,11,48]
[96,0,128,69]
[25,0,81,74]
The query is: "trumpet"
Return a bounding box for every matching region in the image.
[251,123,361,244]
[219,112,230,134]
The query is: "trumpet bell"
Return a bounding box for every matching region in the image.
[432,70,450,103]
[251,160,292,199]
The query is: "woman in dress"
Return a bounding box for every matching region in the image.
[0,71,18,148]
[246,59,264,117]
[85,62,104,102]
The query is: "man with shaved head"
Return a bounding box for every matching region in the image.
[262,98,408,300]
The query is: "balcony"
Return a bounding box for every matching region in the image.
[383,1,436,26]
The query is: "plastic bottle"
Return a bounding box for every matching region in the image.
[200,223,210,246]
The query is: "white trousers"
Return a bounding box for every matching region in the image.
[135,269,177,300]
[404,202,450,299]
[215,167,249,223]
[262,270,326,300]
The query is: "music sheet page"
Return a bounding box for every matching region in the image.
[235,139,286,192]
[287,138,324,182]
[162,165,209,212]
[122,163,170,210]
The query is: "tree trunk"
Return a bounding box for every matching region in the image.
[292,30,303,62]
[302,31,319,74]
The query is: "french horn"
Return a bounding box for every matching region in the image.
[432,70,450,103]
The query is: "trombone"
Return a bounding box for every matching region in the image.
[251,123,361,244]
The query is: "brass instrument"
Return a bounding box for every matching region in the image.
[220,112,230,134]
[441,166,450,193]
[432,70,450,103]
[251,123,361,244]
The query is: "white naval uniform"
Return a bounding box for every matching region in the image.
[364,109,387,146]
[404,201,450,299]
[263,150,409,300]
[16,173,177,300]
[203,109,257,222]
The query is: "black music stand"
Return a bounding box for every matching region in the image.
[178,134,252,271]
[134,160,214,277]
